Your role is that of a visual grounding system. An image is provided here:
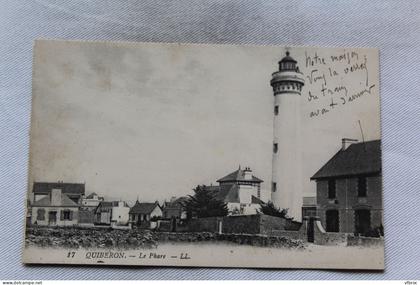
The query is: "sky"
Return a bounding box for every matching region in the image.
[29,40,380,204]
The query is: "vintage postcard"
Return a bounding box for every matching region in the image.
[23,40,383,269]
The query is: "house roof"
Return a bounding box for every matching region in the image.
[33,182,85,195]
[85,192,100,199]
[164,197,188,209]
[251,195,263,204]
[216,168,263,183]
[96,201,129,212]
[205,184,261,204]
[129,201,160,214]
[217,184,240,203]
[32,193,79,207]
[311,140,381,180]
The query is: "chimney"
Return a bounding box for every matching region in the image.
[341,138,358,151]
[51,188,62,206]
[244,167,253,180]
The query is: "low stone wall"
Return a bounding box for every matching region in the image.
[156,231,305,249]
[347,235,384,247]
[182,214,302,237]
[312,218,383,246]
[132,221,151,230]
[25,226,305,249]
[285,220,302,231]
[316,231,348,245]
[222,215,261,234]
[313,219,347,245]
[187,217,220,233]
[157,220,172,232]
[259,215,287,234]
[25,226,157,249]
[270,230,304,240]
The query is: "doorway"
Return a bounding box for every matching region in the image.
[326,209,339,232]
[307,217,315,242]
[355,209,371,235]
[48,211,57,225]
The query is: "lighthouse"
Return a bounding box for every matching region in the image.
[270,51,305,221]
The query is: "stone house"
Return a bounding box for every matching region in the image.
[95,201,130,228]
[162,196,188,220]
[311,139,382,235]
[206,166,264,215]
[129,201,162,229]
[31,188,79,226]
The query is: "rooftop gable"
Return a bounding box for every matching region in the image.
[96,201,129,211]
[164,197,188,208]
[217,168,263,184]
[32,193,79,207]
[311,140,381,180]
[205,184,261,204]
[33,182,85,195]
[130,201,160,214]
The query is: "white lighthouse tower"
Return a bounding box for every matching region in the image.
[270,51,305,221]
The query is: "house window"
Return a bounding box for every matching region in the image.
[37,209,45,220]
[62,210,72,220]
[274,106,279,115]
[272,182,277,192]
[358,176,367,197]
[273,143,278,153]
[328,179,336,199]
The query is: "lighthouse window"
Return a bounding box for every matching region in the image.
[273,143,278,153]
[272,182,277,192]
[274,106,279,115]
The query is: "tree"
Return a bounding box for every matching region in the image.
[258,201,291,220]
[183,185,228,219]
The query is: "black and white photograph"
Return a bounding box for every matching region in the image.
[23,40,383,269]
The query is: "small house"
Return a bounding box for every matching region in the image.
[129,201,162,229]
[95,201,130,228]
[162,196,188,220]
[311,139,382,235]
[31,188,79,226]
[81,192,104,207]
[79,192,105,226]
[205,166,264,215]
